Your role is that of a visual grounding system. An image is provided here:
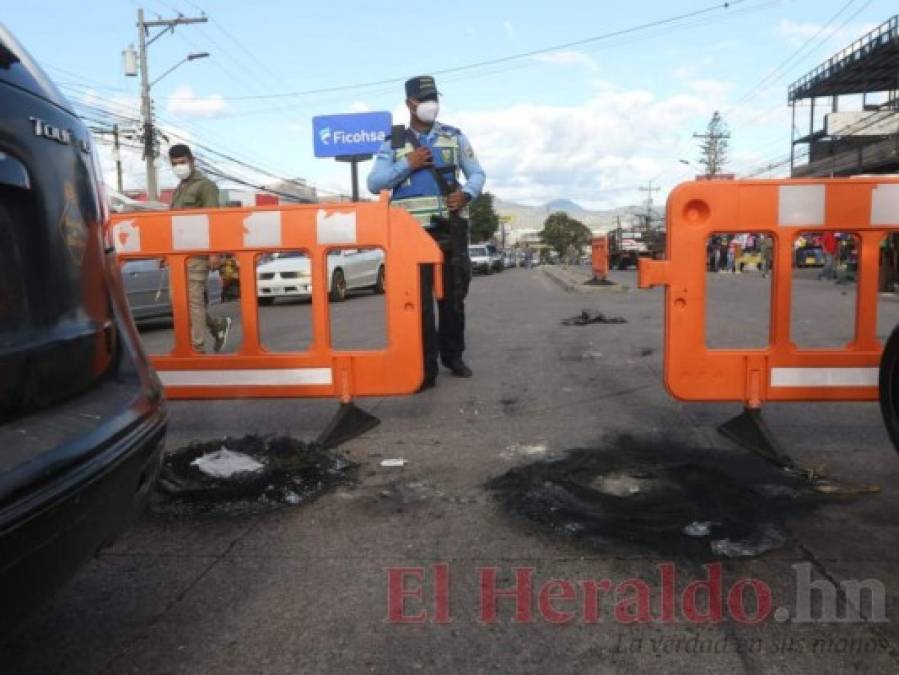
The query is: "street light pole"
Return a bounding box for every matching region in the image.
[135,8,208,201]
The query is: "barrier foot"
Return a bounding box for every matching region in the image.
[315,402,380,450]
[718,408,794,469]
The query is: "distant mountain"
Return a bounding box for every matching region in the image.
[494,196,659,237]
[544,198,587,213]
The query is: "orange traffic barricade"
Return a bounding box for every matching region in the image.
[638,178,899,461]
[109,193,443,447]
[591,235,609,282]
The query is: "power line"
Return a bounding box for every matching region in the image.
[730,0,860,109]
[164,0,760,102]
[730,0,873,135]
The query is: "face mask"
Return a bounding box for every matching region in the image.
[172,163,191,180]
[416,100,439,124]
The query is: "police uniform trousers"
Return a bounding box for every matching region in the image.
[420,259,466,380]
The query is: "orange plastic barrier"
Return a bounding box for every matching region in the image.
[591,235,609,281]
[110,194,442,401]
[638,178,899,407]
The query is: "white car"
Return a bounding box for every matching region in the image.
[256,249,385,304]
[468,244,494,275]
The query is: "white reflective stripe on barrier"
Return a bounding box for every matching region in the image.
[778,185,825,226]
[172,214,210,250]
[871,184,899,226]
[243,211,282,247]
[770,367,879,388]
[159,368,333,387]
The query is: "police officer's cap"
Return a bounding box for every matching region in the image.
[405,75,440,100]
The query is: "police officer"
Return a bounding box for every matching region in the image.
[168,143,231,353]
[367,76,486,390]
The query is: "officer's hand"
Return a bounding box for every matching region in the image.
[406,147,433,171]
[446,191,470,212]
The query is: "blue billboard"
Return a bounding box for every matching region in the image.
[313,111,393,158]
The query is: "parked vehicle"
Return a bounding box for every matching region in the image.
[468,244,494,274]
[122,259,222,322]
[486,244,504,273]
[0,25,167,637]
[608,224,666,270]
[256,248,385,304]
[796,245,825,268]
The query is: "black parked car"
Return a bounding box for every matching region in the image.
[0,26,167,637]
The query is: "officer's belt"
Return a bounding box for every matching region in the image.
[391,196,448,227]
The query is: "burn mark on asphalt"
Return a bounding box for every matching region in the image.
[500,396,520,415]
[151,435,357,517]
[562,310,628,326]
[486,435,850,560]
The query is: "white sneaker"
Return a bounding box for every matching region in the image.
[213,317,232,353]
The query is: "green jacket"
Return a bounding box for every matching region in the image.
[170,169,220,210]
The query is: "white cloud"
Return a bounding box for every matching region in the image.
[776,18,821,45]
[532,50,599,72]
[451,84,728,208]
[350,100,371,112]
[166,84,227,119]
[503,20,515,39]
[775,18,879,49]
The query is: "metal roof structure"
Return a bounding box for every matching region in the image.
[788,15,899,102]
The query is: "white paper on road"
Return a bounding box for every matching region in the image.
[191,447,265,479]
[380,458,407,467]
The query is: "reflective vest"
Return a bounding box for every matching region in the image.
[391,124,467,226]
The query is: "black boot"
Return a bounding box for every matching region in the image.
[442,358,473,378]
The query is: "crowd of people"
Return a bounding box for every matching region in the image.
[706,232,861,283]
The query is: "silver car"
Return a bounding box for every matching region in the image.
[122,259,222,322]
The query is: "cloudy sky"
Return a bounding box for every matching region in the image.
[4,0,892,208]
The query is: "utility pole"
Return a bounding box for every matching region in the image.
[693,111,731,178]
[136,8,208,201]
[639,181,660,228]
[112,124,123,193]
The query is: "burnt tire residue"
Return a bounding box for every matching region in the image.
[151,435,357,517]
[486,436,847,560]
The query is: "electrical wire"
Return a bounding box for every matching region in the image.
[162,0,764,102]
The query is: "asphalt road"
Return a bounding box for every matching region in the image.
[4,266,899,674]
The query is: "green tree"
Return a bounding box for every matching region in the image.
[538,211,592,257]
[468,191,500,243]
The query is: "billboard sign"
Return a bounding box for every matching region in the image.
[313,111,393,158]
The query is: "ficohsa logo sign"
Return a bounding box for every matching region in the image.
[331,129,386,145]
[313,111,392,158]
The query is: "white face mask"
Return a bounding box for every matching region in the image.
[172,163,191,180]
[416,100,439,124]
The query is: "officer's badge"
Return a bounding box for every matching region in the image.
[59,182,88,264]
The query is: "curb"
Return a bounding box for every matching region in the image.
[542,267,630,293]
[542,267,577,292]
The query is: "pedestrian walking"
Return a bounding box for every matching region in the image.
[168,144,231,353]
